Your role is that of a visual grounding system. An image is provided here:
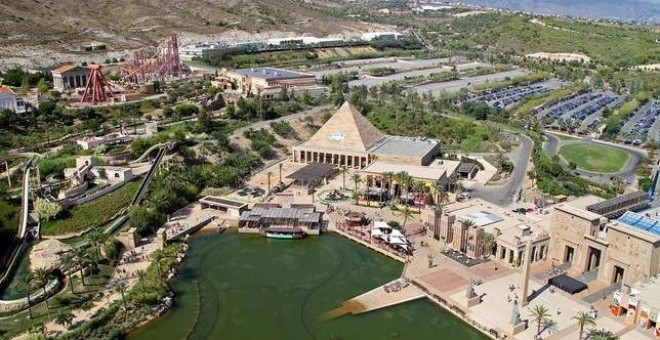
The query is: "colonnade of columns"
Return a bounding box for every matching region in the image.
[291,148,368,169]
[495,242,549,266]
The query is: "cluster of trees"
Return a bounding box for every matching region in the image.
[269,120,299,140]
[244,128,276,158]
[226,96,306,121]
[0,68,50,88]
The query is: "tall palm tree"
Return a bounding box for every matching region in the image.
[351,173,362,204]
[412,180,426,212]
[586,329,619,340]
[365,175,374,206]
[88,229,104,260]
[73,247,88,286]
[530,304,551,337]
[115,281,128,311]
[22,272,33,319]
[59,253,75,293]
[573,311,596,340]
[339,166,349,190]
[398,207,415,230]
[396,172,412,207]
[266,171,272,194]
[33,268,52,320]
[382,171,394,202]
[136,270,148,301]
[151,251,165,285]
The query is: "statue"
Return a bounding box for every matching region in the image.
[466,279,477,298]
[510,300,521,325]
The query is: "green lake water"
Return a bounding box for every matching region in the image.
[131,233,487,340]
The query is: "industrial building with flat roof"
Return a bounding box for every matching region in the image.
[216,67,326,99]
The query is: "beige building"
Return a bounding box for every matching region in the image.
[217,67,325,99]
[549,195,660,286]
[291,102,441,169]
[433,199,551,266]
[51,64,90,91]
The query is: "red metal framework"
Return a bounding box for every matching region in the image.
[121,32,183,84]
[79,65,116,104]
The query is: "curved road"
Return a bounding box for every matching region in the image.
[471,133,534,206]
[543,132,644,186]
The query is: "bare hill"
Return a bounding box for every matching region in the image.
[0,0,394,66]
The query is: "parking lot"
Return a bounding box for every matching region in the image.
[620,100,660,145]
[536,90,622,133]
[465,79,563,109]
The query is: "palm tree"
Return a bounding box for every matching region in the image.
[59,253,75,293]
[586,329,619,340]
[136,270,148,301]
[351,173,362,204]
[530,304,551,337]
[478,232,496,258]
[382,171,394,202]
[412,180,426,212]
[22,272,33,319]
[398,207,415,230]
[266,171,272,194]
[365,175,374,206]
[33,268,52,320]
[115,281,128,311]
[395,172,412,206]
[339,166,349,190]
[73,247,88,286]
[573,311,596,340]
[151,250,165,285]
[610,176,625,195]
[88,229,103,259]
[54,311,74,329]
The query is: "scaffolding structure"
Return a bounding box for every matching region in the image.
[79,65,116,104]
[121,32,183,84]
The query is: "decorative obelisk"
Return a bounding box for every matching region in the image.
[519,239,533,307]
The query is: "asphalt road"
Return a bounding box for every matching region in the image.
[414,69,529,96]
[470,133,534,206]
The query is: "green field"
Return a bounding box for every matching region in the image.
[41,181,140,236]
[559,143,630,173]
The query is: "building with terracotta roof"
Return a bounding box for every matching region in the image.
[290,102,441,169]
[51,63,90,91]
[0,86,27,113]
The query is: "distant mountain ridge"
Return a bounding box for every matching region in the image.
[457,0,660,24]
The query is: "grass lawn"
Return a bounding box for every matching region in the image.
[559,143,630,173]
[41,181,140,236]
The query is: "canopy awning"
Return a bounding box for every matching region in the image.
[549,274,588,294]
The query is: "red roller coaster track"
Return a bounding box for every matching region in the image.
[121,32,183,84]
[79,65,116,104]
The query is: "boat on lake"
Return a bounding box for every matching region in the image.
[264,227,305,239]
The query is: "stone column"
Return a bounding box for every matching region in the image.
[519,240,533,306]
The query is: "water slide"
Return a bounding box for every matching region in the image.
[130,143,169,207]
[131,142,170,164]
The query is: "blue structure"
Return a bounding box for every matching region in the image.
[617,211,660,236]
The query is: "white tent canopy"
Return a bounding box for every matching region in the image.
[373,221,391,230]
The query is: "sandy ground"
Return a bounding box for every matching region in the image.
[526,52,591,63]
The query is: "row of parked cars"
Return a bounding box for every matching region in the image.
[623,101,660,145]
[467,84,551,109]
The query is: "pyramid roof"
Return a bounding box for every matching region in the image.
[303,102,385,153]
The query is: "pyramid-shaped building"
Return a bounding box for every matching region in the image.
[291,102,440,169]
